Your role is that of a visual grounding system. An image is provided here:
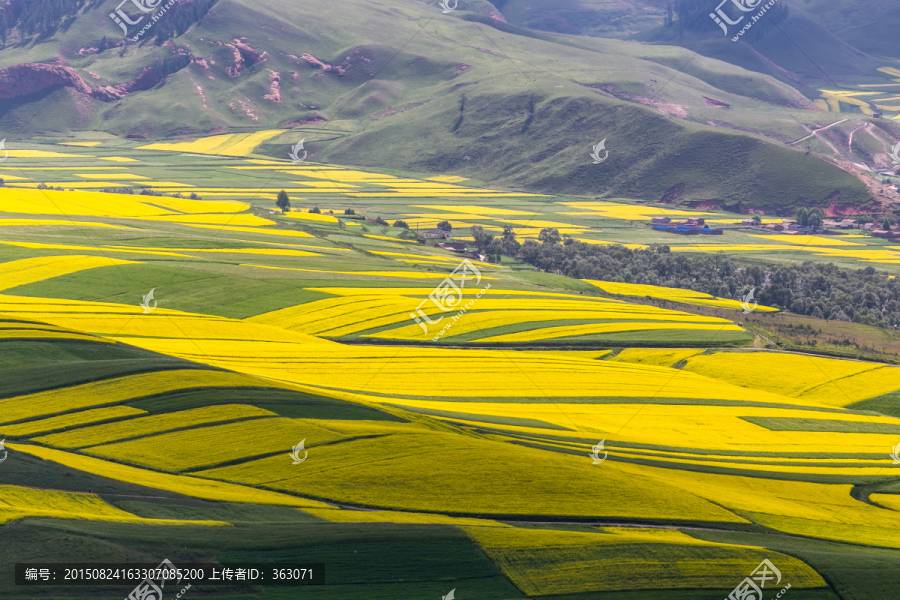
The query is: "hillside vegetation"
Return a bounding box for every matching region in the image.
[0,0,884,214]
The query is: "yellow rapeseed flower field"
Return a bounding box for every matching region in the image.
[102,335,807,404]
[0,406,146,437]
[611,348,705,367]
[135,197,249,214]
[197,430,747,521]
[8,444,332,508]
[0,218,133,229]
[381,399,896,457]
[34,405,276,449]
[0,188,175,217]
[0,241,194,258]
[5,149,85,158]
[749,234,862,247]
[476,322,745,343]
[185,224,313,237]
[304,508,510,527]
[558,201,716,220]
[0,484,225,527]
[585,280,777,312]
[137,130,285,156]
[463,526,825,595]
[681,351,892,405]
[84,417,366,472]
[412,204,538,215]
[143,213,274,226]
[362,234,417,243]
[367,311,735,341]
[250,293,721,339]
[282,212,339,223]
[615,461,900,548]
[0,328,111,342]
[0,255,138,292]
[241,264,478,279]
[0,370,290,425]
[870,494,900,512]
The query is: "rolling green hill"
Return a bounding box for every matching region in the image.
[0,0,890,214]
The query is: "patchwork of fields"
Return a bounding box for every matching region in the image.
[0,142,899,599]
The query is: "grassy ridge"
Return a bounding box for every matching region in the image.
[0,0,876,213]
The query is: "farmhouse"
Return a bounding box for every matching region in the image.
[424,229,452,240]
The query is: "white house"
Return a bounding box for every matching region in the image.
[424,229,451,240]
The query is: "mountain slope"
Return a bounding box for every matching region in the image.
[0,0,888,213]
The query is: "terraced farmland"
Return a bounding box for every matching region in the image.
[0,142,896,600]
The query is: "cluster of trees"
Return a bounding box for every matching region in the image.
[499,228,900,329]
[0,0,102,43]
[100,187,201,199]
[151,0,219,45]
[795,207,826,229]
[0,0,216,45]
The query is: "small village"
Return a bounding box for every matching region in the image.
[649,214,900,240]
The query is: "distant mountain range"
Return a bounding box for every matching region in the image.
[0,0,898,215]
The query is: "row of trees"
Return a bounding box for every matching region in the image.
[498,227,900,329]
[275,193,407,230]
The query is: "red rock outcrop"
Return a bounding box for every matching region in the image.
[0,63,93,99]
[264,69,282,102]
[0,55,191,102]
